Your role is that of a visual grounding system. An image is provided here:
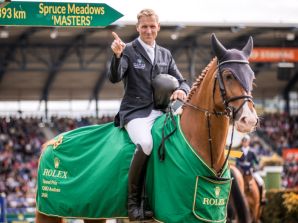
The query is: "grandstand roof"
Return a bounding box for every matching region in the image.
[0,0,297,102]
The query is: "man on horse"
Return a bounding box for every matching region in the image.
[108,8,190,221]
[236,135,266,205]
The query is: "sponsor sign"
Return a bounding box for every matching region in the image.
[250,48,298,62]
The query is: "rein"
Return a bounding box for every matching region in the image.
[158,106,177,161]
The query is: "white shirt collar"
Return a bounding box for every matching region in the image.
[137,37,155,51]
[242,146,250,156]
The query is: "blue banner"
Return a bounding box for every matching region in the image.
[0,195,6,223]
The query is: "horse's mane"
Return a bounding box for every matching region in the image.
[182,57,217,109]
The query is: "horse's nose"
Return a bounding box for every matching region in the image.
[255,117,259,127]
[240,116,258,127]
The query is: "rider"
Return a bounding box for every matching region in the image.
[108,9,190,221]
[236,135,266,204]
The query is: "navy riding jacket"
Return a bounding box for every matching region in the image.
[108,38,190,128]
[236,149,259,173]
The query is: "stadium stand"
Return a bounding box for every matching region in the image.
[0,116,116,213]
[259,113,298,154]
[0,117,45,215]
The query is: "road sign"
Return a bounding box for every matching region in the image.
[0,1,123,27]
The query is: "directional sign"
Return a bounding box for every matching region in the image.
[0,1,123,27]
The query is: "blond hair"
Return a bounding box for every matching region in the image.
[137,9,159,24]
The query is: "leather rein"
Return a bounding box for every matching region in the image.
[181,59,254,177]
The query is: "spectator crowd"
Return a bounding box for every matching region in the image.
[0,117,45,211]
[259,113,298,188]
[0,115,114,212]
[260,113,298,154]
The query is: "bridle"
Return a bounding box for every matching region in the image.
[215,60,253,119]
[181,59,254,177]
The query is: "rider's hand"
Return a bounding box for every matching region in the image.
[111,32,126,58]
[170,89,187,101]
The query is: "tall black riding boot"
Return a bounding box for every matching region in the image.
[259,185,267,205]
[128,144,153,221]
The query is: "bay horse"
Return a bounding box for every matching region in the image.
[241,165,262,223]
[229,163,264,223]
[228,165,251,223]
[35,34,258,223]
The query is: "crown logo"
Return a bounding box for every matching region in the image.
[53,135,63,149]
[215,186,221,197]
[54,157,60,169]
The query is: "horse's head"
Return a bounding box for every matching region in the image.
[211,34,258,133]
[242,168,255,192]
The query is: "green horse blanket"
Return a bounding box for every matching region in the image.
[37,114,232,222]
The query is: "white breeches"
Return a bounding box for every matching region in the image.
[125,110,163,155]
[253,172,264,186]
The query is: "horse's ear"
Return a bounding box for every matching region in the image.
[211,33,227,60]
[242,36,253,58]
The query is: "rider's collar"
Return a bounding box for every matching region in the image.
[138,37,156,50]
[241,146,250,156]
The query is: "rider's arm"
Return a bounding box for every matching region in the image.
[108,53,128,83]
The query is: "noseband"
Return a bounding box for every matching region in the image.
[181,59,254,177]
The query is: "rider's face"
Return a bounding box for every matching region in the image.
[136,15,160,46]
[242,139,250,147]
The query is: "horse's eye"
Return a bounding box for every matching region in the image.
[225,74,234,81]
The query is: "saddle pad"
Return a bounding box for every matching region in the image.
[36,122,134,219]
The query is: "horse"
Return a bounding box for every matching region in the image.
[35,33,258,223]
[229,163,264,223]
[228,165,251,223]
[241,165,263,223]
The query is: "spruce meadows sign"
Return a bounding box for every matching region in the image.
[0,1,123,27]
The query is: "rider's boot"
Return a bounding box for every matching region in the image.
[259,185,267,205]
[128,144,153,221]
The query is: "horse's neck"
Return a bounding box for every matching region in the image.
[180,71,229,173]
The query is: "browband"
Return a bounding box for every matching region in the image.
[218,60,249,67]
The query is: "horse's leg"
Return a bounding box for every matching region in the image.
[252,179,261,223]
[245,179,260,223]
[84,219,106,223]
[229,166,251,223]
[35,211,65,223]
